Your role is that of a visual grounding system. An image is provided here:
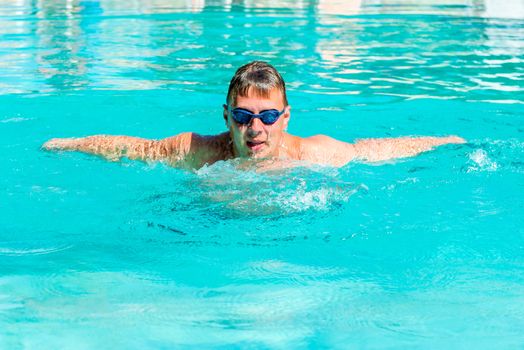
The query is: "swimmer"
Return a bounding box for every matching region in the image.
[43,61,465,168]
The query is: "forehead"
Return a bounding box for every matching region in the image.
[234,87,285,108]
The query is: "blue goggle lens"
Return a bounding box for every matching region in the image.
[230,107,284,125]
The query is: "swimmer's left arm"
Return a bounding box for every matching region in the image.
[302,135,464,166]
[350,136,466,162]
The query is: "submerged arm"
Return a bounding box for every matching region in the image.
[351,136,465,162]
[42,133,194,165]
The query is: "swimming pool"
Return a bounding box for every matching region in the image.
[1,0,523,348]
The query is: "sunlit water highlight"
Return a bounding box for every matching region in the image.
[1,0,524,348]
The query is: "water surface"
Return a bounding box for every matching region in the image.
[1,0,524,348]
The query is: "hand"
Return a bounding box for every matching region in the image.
[444,135,466,144]
[42,138,79,150]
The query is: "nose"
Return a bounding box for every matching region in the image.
[247,117,265,135]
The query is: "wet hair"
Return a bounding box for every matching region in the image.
[226,61,288,107]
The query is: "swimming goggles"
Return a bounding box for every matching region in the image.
[227,105,286,125]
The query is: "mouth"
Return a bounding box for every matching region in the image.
[246,140,266,152]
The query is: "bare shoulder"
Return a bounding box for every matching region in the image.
[298,134,355,166]
[304,134,346,145]
[192,132,230,154]
[162,132,223,151]
[184,132,231,167]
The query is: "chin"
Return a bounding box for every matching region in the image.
[242,148,264,159]
[252,149,276,159]
[250,153,266,159]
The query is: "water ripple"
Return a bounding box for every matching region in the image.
[0,245,73,257]
[0,4,523,103]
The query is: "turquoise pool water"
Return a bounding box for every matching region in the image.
[1,0,524,348]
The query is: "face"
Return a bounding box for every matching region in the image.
[224,88,290,159]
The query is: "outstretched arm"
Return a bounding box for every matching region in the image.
[302,135,465,166]
[352,136,465,162]
[42,133,194,165]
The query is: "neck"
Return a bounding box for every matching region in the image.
[275,132,288,158]
[276,133,299,160]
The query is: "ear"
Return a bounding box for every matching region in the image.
[223,104,229,127]
[282,105,291,130]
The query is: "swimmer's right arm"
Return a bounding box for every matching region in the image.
[42,133,194,165]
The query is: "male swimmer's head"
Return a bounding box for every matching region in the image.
[224,61,291,159]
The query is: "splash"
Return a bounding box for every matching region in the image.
[147,159,362,218]
[467,149,499,172]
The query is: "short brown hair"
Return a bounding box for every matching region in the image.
[226,61,288,107]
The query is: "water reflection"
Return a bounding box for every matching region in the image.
[317,0,362,16]
[98,0,205,15]
[2,0,518,18]
[35,0,89,91]
[0,0,522,102]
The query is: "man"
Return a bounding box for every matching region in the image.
[43,61,465,168]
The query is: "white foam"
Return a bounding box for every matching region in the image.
[192,160,358,215]
[467,149,499,172]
